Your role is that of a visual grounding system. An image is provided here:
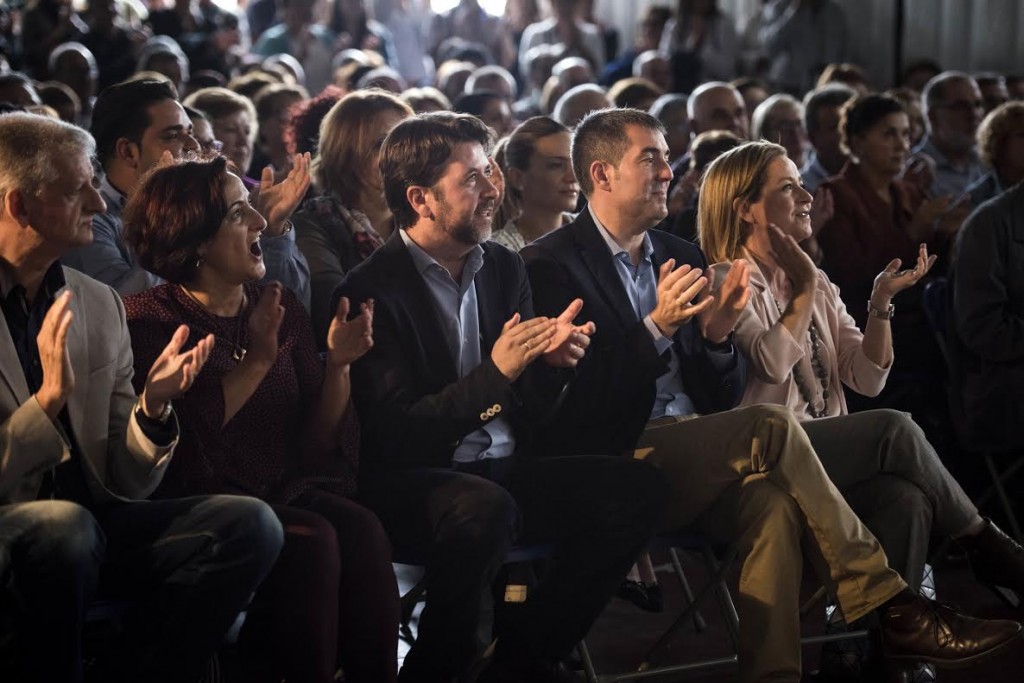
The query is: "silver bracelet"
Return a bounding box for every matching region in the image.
[867,300,895,320]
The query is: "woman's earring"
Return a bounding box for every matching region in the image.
[195,256,204,269]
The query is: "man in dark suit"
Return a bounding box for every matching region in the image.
[521,107,1022,682]
[334,112,669,683]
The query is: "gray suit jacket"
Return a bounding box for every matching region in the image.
[0,267,177,504]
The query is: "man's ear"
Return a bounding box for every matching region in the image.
[5,187,31,228]
[115,137,141,170]
[590,160,612,192]
[407,185,433,221]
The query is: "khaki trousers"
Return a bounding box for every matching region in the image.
[635,404,907,683]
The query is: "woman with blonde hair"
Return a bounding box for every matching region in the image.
[491,116,578,252]
[293,88,413,343]
[700,140,1024,602]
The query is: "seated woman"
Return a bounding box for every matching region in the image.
[292,89,413,343]
[491,116,578,252]
[701,140,1024,603]
[966,101,1024,206]
[122,157,398,683]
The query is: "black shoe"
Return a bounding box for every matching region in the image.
[474,658,585,683]
[881,595,1022,667]
[614,579,664,613]
[961,518,1024,607]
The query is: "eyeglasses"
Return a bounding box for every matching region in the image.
[935,100,985,115]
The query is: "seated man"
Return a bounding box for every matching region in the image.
[0,113,283,683]
[520,107,1022,683]
[335,112,668,683]
[63,79,311,303]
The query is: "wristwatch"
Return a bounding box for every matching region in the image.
[136,400,173,425]
[867,300,895,320]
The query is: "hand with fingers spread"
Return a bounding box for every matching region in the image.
[491,313,556,381]
[872,243,938,303]
[328,296,374,369]
[248,283,286,366]
[35,290,76,420]
[907,194,954,243]
[543,298,597,368]
[650,259,712,338]
[140,325,215,419]
[700,259,751,344]
[767,223,819,295]
[809,186,833,238]
[255,152,312,236]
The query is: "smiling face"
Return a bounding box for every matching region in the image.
[424,141,499,246]
[213,110,254,175]
[603,124,673,230]
[850,111,912,179]
[197,172,268,285]
[742,155,814,243]
[513,131,579,214]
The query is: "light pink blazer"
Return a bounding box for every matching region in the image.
[709,255,891,420]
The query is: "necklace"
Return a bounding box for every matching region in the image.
[179,285,248,363]
[770,295,831,419]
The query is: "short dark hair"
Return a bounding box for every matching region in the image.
[123,157,230,284]
[839,94,906,155]
[380,112,494,230]
[91,79,178,167]
[453,90,504,118]
[572,107,666,196]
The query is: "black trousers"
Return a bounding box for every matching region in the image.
[0,495,283,683]
[359,454,669,683]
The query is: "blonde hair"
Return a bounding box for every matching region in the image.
[313,88,413,205]
[698,140,786,264]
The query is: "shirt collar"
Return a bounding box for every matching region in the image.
[399,228,485,283]
[589,205,654,263]
[0,259,67,302]
[99,173,127,214]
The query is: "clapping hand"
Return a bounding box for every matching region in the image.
[767,223,818,294]
[256,152,312,236]
[649,259,712,337]
[327,297,374,369]
[491,314,556,381]
[699,259,751,343]
[35,291,77,420]
[809,186,833,238]
[543,298,596,368]
[141,325,215,419]
[247,283,286,365]
[872,243,937,301]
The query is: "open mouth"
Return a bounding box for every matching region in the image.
[249,240,263,258]
[475,203,495,219]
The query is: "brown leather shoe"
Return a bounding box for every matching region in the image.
[962,518,1024,603]
[882,596,1022,667]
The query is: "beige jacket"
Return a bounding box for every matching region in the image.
[0,267,176,504]
[710,256,890,419]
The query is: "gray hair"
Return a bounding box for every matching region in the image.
[802,84,856,136]
[0,113,95,210]
[751,93,802,141]
[921,70,977,119]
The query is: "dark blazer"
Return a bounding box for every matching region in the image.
[521,210,745,457]
[948,182,1024,451]
[334,232,570,475]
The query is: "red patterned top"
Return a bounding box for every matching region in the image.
[125,282,359,503]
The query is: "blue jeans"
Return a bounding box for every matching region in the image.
[0,495,283,683]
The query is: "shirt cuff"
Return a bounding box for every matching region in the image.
[643,314,673,355]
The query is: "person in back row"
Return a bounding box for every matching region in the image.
[520,107,1022,683]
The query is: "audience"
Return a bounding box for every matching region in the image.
[253,0,335,96]
[293,89,413,342]
[751,92,808,167]
[335,111,666,683]
[521,106,1022,683]
[123,156,398,683]
[801,83,855,192]
[966,101,1024,206]
[752,0,847,95]
[252,82,309,176]
[659,0,739,87]
[429,0,515,71]
[649,93,691,164]
[914,71,986,198]
[552,83,611,128]
[492,116,577,251]
[47,42,97,125]
[688,80,749,141]
[328,0,396,68]
[976,72,1010,114]
[519,0,606,77]
[703,141,1024,609]
[607,76,663,111]
[0,111,283,683]
[454,90,514,137]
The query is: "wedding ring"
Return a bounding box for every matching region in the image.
[523,341,532,351]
